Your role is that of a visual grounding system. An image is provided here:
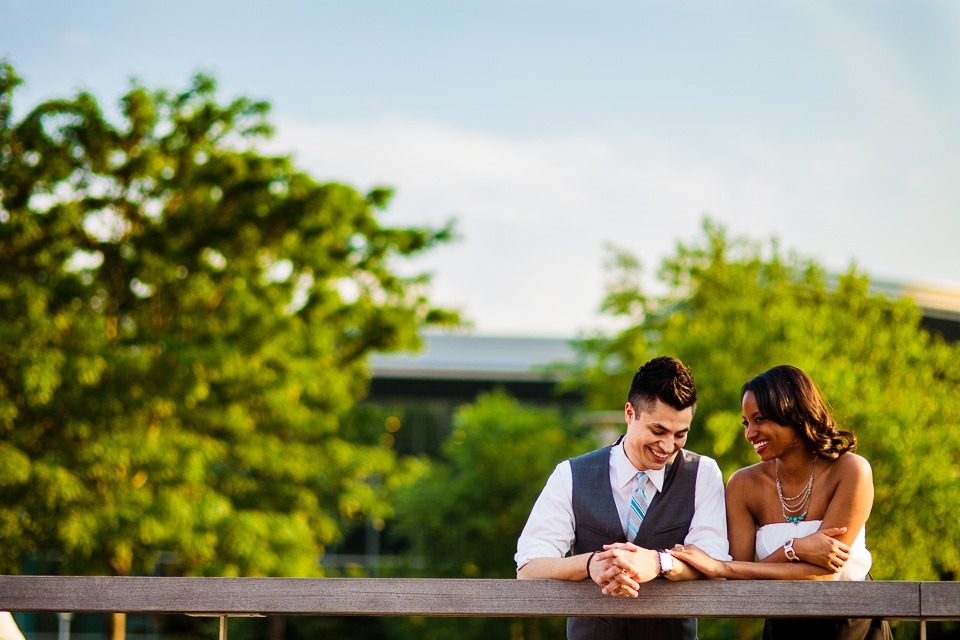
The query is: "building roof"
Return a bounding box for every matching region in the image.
[371,333,578,382]
[869,279,960,323]
[371,281,960,382]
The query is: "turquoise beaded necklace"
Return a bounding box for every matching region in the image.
[775,457,816,524]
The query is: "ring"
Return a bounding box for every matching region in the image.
[679,545,685,553]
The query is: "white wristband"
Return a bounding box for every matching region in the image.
[783,538,800,562]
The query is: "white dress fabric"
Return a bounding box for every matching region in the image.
[755,520,872,580]
[0,613,25,640]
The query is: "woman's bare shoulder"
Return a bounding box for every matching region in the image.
[727,461,769,493]
[829,451,873,479]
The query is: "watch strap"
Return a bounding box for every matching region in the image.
[783,538,800,562]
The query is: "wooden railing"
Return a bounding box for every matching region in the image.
[2,577,957,638]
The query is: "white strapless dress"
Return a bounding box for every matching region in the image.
[755,520,872,581]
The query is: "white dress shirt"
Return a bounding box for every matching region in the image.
[515,442,731,570]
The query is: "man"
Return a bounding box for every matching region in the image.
[516,356,730,640]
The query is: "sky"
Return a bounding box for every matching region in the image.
[3,0,958,337]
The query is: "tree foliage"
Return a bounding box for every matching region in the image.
[0,61,457,577]
[396,391,590,578]
[580,219,960,581]
[393,391,590,640]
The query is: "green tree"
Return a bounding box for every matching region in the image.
[578,221,960,640]
[0,61,457,582]
[393,391,592,640]
[581,220,960,584]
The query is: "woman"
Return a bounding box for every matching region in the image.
[671,365,891,640]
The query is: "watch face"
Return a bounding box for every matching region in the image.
[659,551,674,574]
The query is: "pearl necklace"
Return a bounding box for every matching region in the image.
[776,457,816,524]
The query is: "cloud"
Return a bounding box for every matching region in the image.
[264,117,744,334]
[263,105,959,335]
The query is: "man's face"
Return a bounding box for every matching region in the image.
[622,399,693,472]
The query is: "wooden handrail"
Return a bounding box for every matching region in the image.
[3,576,956,620]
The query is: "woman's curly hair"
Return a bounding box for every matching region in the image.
[741,365,856,459]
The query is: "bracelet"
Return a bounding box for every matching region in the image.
[586,551,597,578]
[783,538,800,562]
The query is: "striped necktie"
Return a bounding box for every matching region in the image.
[626,471,652,541]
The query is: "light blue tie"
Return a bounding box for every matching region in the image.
[626,471,652,541]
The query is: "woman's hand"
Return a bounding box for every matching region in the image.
[669,544,726,579]
[793,527,850,572]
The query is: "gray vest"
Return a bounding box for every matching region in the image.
[567,442,701,640]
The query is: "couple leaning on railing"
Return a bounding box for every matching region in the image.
[515,356,893,640]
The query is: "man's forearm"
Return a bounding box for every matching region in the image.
[517,554,592,581]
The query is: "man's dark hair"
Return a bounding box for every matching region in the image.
[627,356,697,415]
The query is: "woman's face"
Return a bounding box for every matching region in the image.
[741,390,798,461]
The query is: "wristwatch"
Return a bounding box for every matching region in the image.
[783,538,801,562]
[658,550,676,576]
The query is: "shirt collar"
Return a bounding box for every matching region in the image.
[612,442,667,492]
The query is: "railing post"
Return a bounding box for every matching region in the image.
[56,612,72,640]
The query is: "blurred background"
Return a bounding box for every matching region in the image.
[2,1,959,639]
